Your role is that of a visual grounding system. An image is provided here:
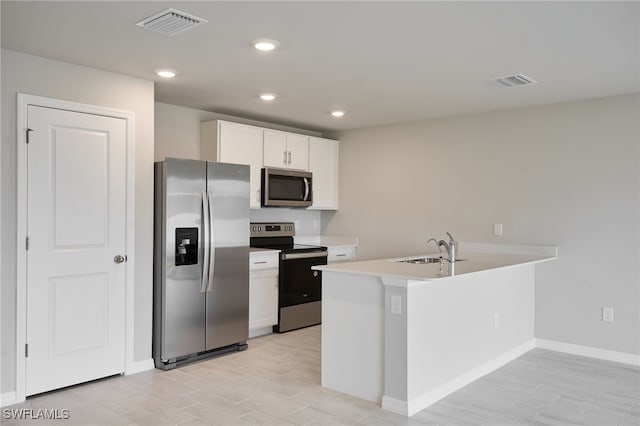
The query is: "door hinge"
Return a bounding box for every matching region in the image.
[26,128,33,144]
[26,236,29,251]
[25,343,29,358]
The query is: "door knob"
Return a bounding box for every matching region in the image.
[114,255,126,264]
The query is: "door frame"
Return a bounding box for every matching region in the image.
[15,93,136,403]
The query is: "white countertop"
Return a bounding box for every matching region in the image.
[249,247,280,255]
[294,235,358,247]
[314,243,557,281]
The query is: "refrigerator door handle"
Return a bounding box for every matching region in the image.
[207,192,215,292]
[201,191,210,293]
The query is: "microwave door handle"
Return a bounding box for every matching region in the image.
[201,191,210,293]
[207,192,215,292]
[304,177,310,201]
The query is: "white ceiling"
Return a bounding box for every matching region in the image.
[2,1,638,132]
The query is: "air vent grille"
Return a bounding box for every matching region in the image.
[491,74,538,88]
[136,8,207,36]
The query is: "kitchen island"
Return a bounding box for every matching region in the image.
[314,243,557,417]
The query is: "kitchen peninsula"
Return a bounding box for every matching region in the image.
[315,243,557,417]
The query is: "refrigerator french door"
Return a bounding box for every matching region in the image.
[153,158,250,370]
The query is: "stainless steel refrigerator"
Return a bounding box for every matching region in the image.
[153,158,250,370]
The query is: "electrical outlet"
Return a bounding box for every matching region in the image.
[391,295,402,316]
[602,307,614,322]
[494,312,500,328]
[494,223,503,236]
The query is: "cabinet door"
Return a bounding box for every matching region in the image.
[286,134,309,170]
[263,130,288,168]
[328,246,356,263]
[263,130,309,170]
[218,122,263,208]
[249,268,279,330]
[309,137,339,210]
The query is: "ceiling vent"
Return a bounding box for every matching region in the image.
[491,74,538,88]
[136,8,207,36]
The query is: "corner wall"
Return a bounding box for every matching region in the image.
[1,49,155,395]
[325,94,640,356]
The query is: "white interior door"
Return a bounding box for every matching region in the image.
[25,105,127,396]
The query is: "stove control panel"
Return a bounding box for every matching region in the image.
[250,222,295,238]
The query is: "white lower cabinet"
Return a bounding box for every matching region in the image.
[249,251,279,338]
[328,245,357,263]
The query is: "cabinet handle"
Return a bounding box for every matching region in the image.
[288,150,292,165]
[253,261,268,265]
[336,253,347,257]
[283,150,287,165]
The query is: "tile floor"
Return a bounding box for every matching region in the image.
[3,326,639,425]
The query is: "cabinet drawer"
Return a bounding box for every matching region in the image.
[250,252,279,270]
[328,246,355,263]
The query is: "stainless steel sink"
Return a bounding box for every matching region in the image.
[399,257,443,264]
[398,257,466,264]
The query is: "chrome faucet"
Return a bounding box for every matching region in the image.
[437,232,457,263]
[427,238,442,254]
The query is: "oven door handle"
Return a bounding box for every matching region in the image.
[282,251,328,260]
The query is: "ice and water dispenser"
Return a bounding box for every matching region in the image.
[175,228,198,266]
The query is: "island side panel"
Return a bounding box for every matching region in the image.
[321,271,385,403]
[405,264,536,414]
[381,281,410,415]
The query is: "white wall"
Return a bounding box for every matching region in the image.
[1,50,155,394]
[325,94,640,356]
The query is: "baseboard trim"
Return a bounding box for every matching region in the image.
[125,358,155,375]
[383,339,536,417]
[536,339,640,366]
[0,391,17,408]
[1,359,154,408]
[381,396,409,416]
[249,326,273,339]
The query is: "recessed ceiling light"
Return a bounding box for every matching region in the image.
[253,39,279,51]
[260,93,277,101]
[331,110,346,118]
[155,69,176,78]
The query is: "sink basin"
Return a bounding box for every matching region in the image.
[397,256,467,264]
[399,257,443,264]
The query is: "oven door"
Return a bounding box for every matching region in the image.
[279,251,327,307]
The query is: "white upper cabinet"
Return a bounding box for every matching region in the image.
[201,120,339,210]
[263,129,309,171]
[308,137,339,210]
[200,120,263,209]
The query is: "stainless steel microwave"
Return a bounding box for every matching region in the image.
[261,168,312,208]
